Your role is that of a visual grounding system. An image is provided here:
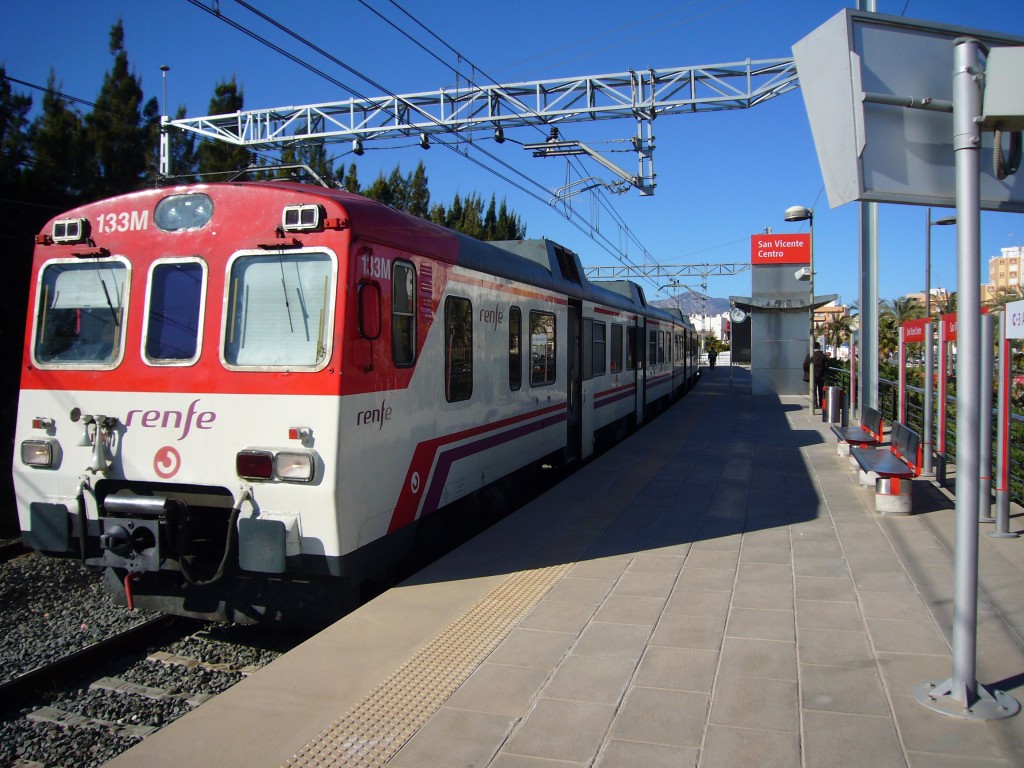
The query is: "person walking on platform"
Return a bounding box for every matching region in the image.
[708,348,717,369]
[803,342,828,407]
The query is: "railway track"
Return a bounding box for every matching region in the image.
[1,617,308,767]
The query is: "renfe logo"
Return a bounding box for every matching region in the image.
[479,304,503,330]
[125,399,216,441]
[750,234,811,265]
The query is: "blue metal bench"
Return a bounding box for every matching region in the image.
[850,422,922,514]
[831,405,884,455]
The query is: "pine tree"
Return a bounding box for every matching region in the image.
[364,171,394,207]
[85,20,157,197]
[197,77,251,178]
[27,71,92,207]
[342,162,360,193]
[0,67,32,193]
[387,165,408,211]
[483,194,498,240]
[407,161,430,218]
[496,198,526,239]
[164,105,197,183]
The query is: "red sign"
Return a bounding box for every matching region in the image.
[901,318,929,343]
[750,234,810,265]
[942,313,957,341]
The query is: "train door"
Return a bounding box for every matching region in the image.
[566,300,584,463]
[632,317,646,424]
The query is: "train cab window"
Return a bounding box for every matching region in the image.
[143,259,206,365]
[392,261,416,367]
[530,310,556,387]
[509,306,522,391]
[445,296,473,402]
[33,260,128,368]
[223,250,335,369]
[593,321,606,377]
[610,324,623,373]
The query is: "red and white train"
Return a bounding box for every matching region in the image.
[13,180,699,622]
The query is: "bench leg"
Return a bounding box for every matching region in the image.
[875,476,912,515]
[858,468,879,486]
[837,441,851,457]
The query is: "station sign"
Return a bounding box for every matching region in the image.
[942,312,957,341]
[750,233,810,265]
[1006,300,1024,340]
[901,318,929,343]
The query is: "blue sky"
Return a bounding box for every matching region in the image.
[3,0,1022,307]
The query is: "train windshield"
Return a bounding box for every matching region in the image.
[33,261,127,366]
[223,250,335,368]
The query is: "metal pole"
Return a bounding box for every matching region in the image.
[857,0,878,420]
[979,311,995,523]
[924,209,935,474]
[937,317,949,486]
[861,203,879,411]
[991,310,1017,538]
[898,325,907,424]
[915,37,1018,720]
[809,215,816,413]
[924,319,935,474]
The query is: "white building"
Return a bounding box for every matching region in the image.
[688,312,730,340]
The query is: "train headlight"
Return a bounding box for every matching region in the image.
[21,440,54,468]
[275,452,314,483]
[236,450,275,481]
[282,204,322,232]
[51,217,89,243]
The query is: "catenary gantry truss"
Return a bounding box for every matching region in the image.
[159,58,798,195]
[585,263,751,281]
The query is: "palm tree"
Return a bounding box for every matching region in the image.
[823,315,854,354]
[878,297,924,362]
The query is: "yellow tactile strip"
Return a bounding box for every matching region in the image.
[284,561,574,768]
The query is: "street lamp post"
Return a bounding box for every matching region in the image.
[785,206,815,412]
[924,208,956,475]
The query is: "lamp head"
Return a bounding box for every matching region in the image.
[784,205,813,223]
[934,216,956,226]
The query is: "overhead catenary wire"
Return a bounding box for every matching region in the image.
[188,0,662,285]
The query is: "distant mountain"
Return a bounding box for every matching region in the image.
[650,293,731,316]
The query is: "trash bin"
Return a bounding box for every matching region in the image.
[822,386,847,426]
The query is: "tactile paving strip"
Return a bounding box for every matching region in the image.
[284,561,574,767]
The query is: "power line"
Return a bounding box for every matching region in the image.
[358,0,662,278]
[192,1,659,281]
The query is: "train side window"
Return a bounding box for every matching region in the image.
[658,331,666,364]
[530,310,556,387]
[445,295,473,402]
[392,260,416,367]
[610,323,623,373]
[32,260,128,368]
[626,326,637,371]
[509,306,522,391]
[593,321,606,376]
[582,318,593,380]
[648,329,657,367]
[223,250,336,369]
[143,259,206,365]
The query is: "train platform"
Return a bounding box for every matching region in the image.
[105,366,1024,768]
